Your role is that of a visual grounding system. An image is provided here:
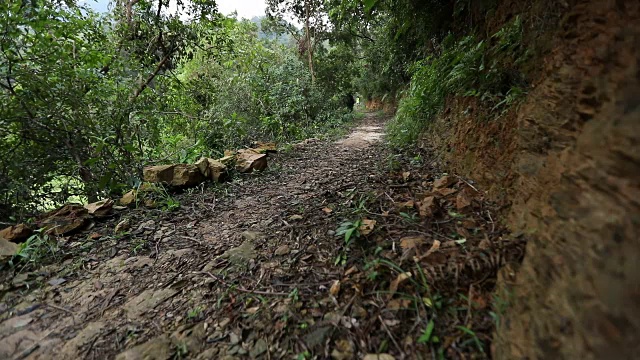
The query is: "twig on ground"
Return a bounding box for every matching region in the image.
[200,271,290,296]
[455,175,479,193]
[486,210,495,233]
[378,315,405,357]
[46,303,75,315]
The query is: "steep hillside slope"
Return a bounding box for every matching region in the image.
[426,1,640,358]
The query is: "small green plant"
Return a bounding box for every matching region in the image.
[131,238,146,255]
[417,319,437,344]
[288,287,300,302]
[334,219,362,266]
[456,325,485,353]
[400,211,419,223]
[173,342,188,359]
[162,196,181,212]
[11,229,59,267]
[187,306,203,320]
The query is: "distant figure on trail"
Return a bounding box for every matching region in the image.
[344,93,355,111]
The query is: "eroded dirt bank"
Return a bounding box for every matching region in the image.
[426,1,640,358]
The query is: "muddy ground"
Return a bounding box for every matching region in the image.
[0,113,522,360]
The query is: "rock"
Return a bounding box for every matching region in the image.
[304,326,330,348]
[119,189,137,206]
[84,199,114,217]
[115,335,173,360]
[418,196,439,217]
[143,164,174,183]
[250,339,268,358]
[38,204,90,235]
[252,142,277,154]
[0,329,42,360]
[12,273,29,287]
[236,150,268,173]
[222,241,256,266]
[123,288,178,319]
[115,219,130,234]
[195,157,227,182]
[143,164,205,187]
[218,155,236,166]
[0,239,19,259]
[194,157,210,177]
[433,175,456,189]
[0,224,32,243]
[61,322,106,358]
[241,231,264,242]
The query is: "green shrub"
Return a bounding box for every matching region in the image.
[387,16,527,147]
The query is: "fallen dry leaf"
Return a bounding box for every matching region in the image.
[399,236,425,251]
[330,280,341,296]
[388,272,412,299]
[425,240,441,257]
[246,306,260,315]
[344,266,358,276]
[289,214,303,221]
[397,200,415,209]
[84,199,114,217]
[322,207,333,214]
[418,196,438,217]
[433,175,456,189]
[387,298,412,311]
[363,354,395,360]
[436,187,457,197]
[359,219,376,236]
[456,192,472,209]
[331,339,355,360]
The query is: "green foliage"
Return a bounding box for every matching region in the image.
[11,229,59,267]
[0,2,352,222]
[388,17,528,146]
[335,219,362,266]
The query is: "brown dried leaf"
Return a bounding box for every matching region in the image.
[433,175,455,189]
[397,200,415,209]
[399,236,425,251]
[388,272,412,299]
[363,354,395,360]
[359,219,376,236]
[344,266,358,276]
[418,196,438,217]
[387,298,412,311]
[456,192,472,210]
[330,280,341,296]
[246,306,260,315]
[322,207,333,214]
[436,187,457,197]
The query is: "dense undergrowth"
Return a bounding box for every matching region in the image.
[0,1,354,221]
[388,16,529,146]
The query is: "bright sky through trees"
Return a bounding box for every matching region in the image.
[82,0,268,19]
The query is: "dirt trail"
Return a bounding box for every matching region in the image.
[0,113,518,359]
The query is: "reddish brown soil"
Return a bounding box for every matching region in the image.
[426,1,640,359]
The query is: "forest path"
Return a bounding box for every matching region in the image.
[0,112,518,359]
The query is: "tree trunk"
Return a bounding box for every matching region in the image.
[305,0,315,83]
